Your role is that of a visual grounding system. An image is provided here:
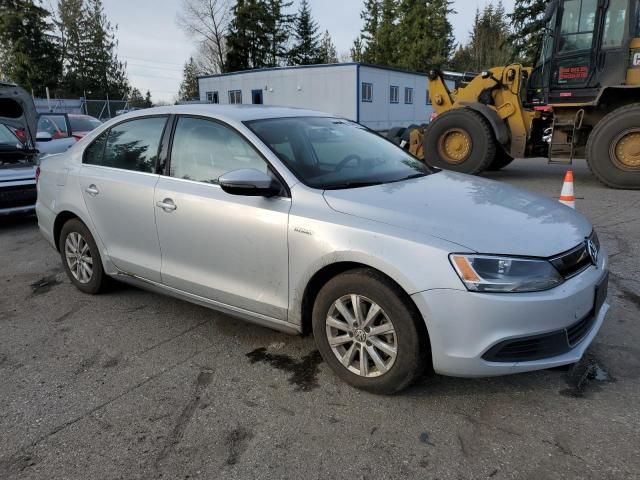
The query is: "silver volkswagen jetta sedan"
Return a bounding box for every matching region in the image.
[36,105,609,394]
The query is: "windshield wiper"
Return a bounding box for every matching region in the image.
[324,181,385,190]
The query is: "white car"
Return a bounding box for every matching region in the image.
[37,105,609,394]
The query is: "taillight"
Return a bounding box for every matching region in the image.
[15,128,27,143]
[35,166,41,184]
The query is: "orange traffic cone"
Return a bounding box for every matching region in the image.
[559,170,575,208]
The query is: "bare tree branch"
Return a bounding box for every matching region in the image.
[176,0,231,74]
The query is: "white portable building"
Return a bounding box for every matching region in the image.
[197,63,455,131]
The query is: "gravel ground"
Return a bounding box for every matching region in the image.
[1,158,639,480]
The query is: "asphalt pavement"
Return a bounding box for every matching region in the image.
[1,158,639,479]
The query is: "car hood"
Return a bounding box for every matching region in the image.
[323,171,592,257]
[0,82,38,148]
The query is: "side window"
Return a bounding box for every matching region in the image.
[559,0,598,53]
[390,86,399,104]
[602,0,628,48]
[229,90,242,104]
[169,117,268,183]
[83,130,108,165]
[38,115,70,138]
[404,87,414,104]
[362,83,373,102]
[94,117,166,173]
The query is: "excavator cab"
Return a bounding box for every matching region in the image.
[529,0,638,105]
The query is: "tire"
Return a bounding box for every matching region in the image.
[59,218,107,294]
[401,124,419,143]
[386,127,406,145]
[586,103,640,189]
[486,145,514,171]
[312,269,427,394]
[423,108,496,174]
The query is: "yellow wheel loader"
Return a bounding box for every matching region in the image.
[413,0,640,189]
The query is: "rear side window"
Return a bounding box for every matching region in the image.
[84,117,167,173]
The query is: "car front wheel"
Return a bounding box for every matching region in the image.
[312,269,427,394]
[59,218,107,294]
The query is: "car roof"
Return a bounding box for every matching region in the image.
[115,104,335,123]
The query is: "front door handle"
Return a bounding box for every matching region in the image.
[85,184,99,196]
[156,198,177,212]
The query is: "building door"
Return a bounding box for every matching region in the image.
[252,89,263,104]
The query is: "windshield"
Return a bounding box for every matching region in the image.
[246,117,431,189]
[69,116,102,132]
[0,124,21,146]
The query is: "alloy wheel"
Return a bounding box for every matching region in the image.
[65,232,93,284]
[325,294,398,378]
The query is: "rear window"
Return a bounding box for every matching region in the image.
[0,125,19,145]
[69,116,102,132]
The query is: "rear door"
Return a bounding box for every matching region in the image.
[79,116,168,281]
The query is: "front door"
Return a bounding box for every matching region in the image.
[550,0,601,92]
[79,116,168,281]
[154,116,290,320]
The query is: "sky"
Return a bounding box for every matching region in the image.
[103,0,517,103]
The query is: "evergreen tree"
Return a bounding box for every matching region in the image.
[318,30,338,64]
[451,2,512,73]
[57,0,129,98]
[0,0,62,95]
[128,87,145,108]
[396,0,455,71]
[225,0,270,71]
[350,37,365,62]
[83,0,129,99]
[178,57,199,100]
[264,0,294,67]
[144,90,153,107]
[359,0,381,63]
[376,0,399,66]
[57,0,87,95]
[508,0,548,65]
[289,0,321,65]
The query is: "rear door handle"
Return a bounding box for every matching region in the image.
[85,185,99,196]
[156,198,177,212]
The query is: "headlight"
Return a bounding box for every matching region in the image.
[450,254,563,293]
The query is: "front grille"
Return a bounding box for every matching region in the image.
[483,271,608,363]
[0,184,37,209]
[549,231,599,278]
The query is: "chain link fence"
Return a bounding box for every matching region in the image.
[33,97,134,120]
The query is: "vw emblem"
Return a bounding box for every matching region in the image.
[354,329,367,342]
[586,239,598,265]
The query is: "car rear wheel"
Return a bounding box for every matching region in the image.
[312,269,427,394]
[59,218,107,294]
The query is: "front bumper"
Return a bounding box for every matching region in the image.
[412,249,609,377]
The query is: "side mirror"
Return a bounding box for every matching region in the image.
[218,168,282,197]
[36,131,52,142]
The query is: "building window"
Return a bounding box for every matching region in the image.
[390,85,399,104]
[426,90,432,105]
[405,87,414,104]
[229,90,242,104]
[206,91,219,104]
[361,82,373,102]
